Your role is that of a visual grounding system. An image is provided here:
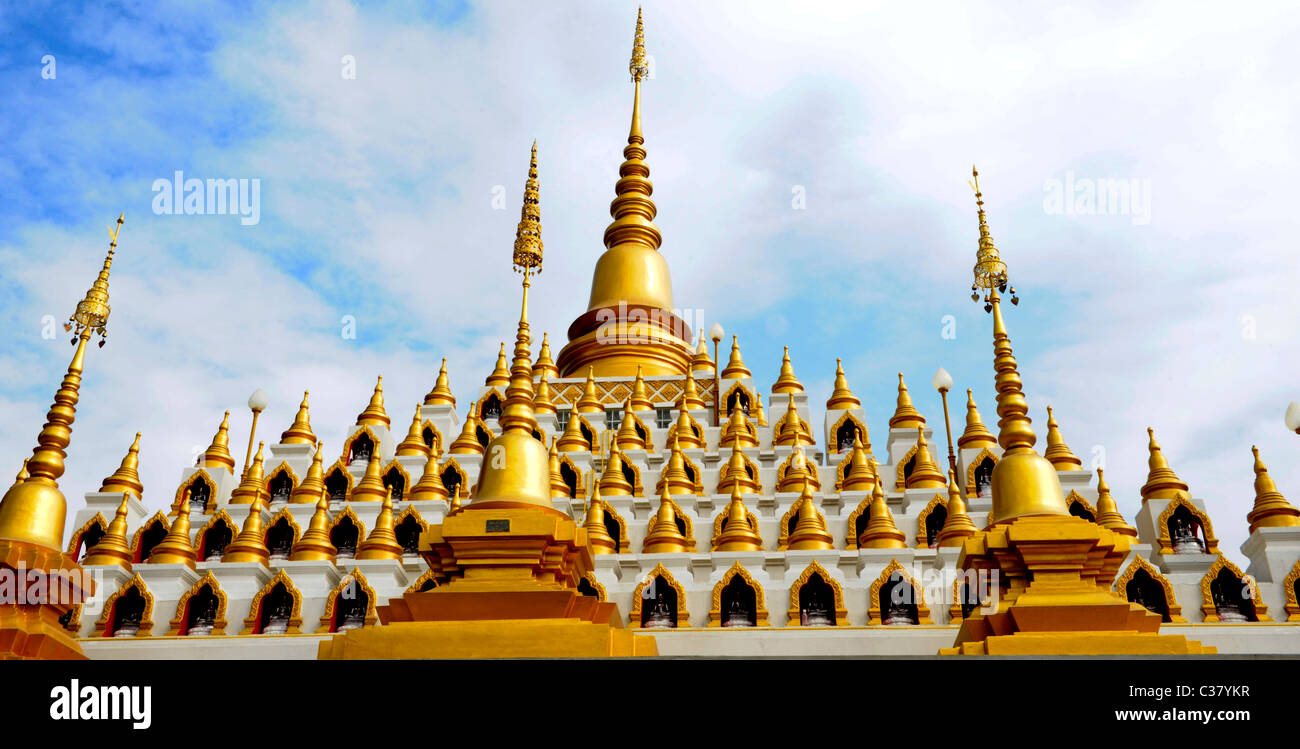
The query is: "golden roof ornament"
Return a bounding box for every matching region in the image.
[719,402,759,448]
[148,492,197,568]
[599,439,634,496]
[858,475,907,550]
[80,494,134,569]
[557,406,591,452]
[351,452,387,502]
[906,427,947,489]
[754,392,768,427]
[423,358,456,407]
[411,450,450,503]
[628,366,653,411]
[292,443,327,503]
[1139,427,1190,501]
[788,481,835,550]
[718,440,760,495]
[841,433,875,492]
[772,346,804,394]
[533,369,557,416]
[826,358,861,410]
[616,398,647,451]
[1246,446,1300,533]
[677,373,706,411]
[222,495,270,564]
[1093,468,1137,537]
[290,492,336,561]
[777,445,813,493]
[670,407,704,449]
[889,373,925,429]
[448,483,464,514]
[643,484,691,553]
[936,469,980,547]
[714,482,763,552]
[0,215,123,551]
[532,333,558,381]
[547,438,568,498]
[228,442,269,504]
[691,329,715,374]
[485,343,511,388]
[13,460,30,486]
[1043,406,1082,470]
[656,435,696,496]
[583,479,617,555]
[958,388,997,448]
[356,375,391,428]
[512,140,544,275]
[280,390,317,445]
[720,335,751,379]
[449,403,486,455]
[396,404,431,457]
[99,432,144,498]
[774,392,813,447]
[357,488,404,560]
[203,410,237,472]
[968,166,1068,523]
[576,366,603,413]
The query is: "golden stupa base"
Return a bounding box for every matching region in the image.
[941,514,1214,656]
[0,541,89,660]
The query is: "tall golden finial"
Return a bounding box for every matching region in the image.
[513,140,544,277]
[500,143,543,436]
[772,346,804,394]
[889,373,925,429]
[1043,406,1082,470]
[1139,427,1190,501]
[630,7,649,83]
[576,366,603,413]
[148,491,197,568]
[936,468,979,547]
[80,494,133,568]
[292,443,326,503]
[396,404,431,457]
[958,389,997,448]
[826,358,860,410]
[691,329,715,373]
[203,411,236,472]
[485,344,511,388]
[720,336,751,379]
[424,358,457,407]
[1093,468,1137,537]
[532,333,558,381]
[99,432,144,499]
[356,375,390,428]
[280,390,317,445]
[968,167,1067,522]
[583,474,617,555]
[0,214,122,550]
[1246,446,1300,533]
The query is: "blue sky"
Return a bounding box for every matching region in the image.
[2,0,1299,562]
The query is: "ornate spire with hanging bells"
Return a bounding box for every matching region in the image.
[81,494,134,569]
[290,491,336,562]
[228,442,269,505]
[0,215,122,552]
[576,366,603,413]
[292,443,326,503]
[148,490,197,568]
[1246,446,1300,533]
[281,390,317,445]
[788,481,835,550]
[721,335,751,379]
[1043,406,1082,470]
[889,373,925,429]
[958,389,997,449]
[423,358,456,407]
[714,481,763,552]
[826,358,861,410]
[356,376,391,428]
[203,410,237,472]
[1139,427,1191,501]
[1093,468,1137,537]
[357,487,404,560]
[396,404,431,457]
[485,343,511,389]
[936,468,980,547]
[772,346,804,394]
[905,427,947,489]
[968,166,1068,523]
[532,332,558,381]
[99,432,143,499]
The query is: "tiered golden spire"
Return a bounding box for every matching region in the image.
[0,215,122,551]
[547,438,568,498]
[774,392,813,446]
[628,366,653,411]
[396,404,431,457]
[719,402,759,448]
[1093,468,1137,537]
[615,399,646,451]
[148,492,197,568]
[1043,406,1082,470]
[857,462,907,549]
[280,391,317,445]
[643,484,691,553]
[754,392,768,427]
[718,440,760,495]
[449,403,485,455]
[1246,446,1300,533]
[670,405,704,449]
[935,469,979,547]
[532,333,558,381]
[677,373,706,411]
[969,167,1069,523]
[656,435,696,495]
[772,346,804,394]
[788,481,834,550]
[81,494,133,568]
[292,443,326,503]
[576,367,603,413]
[356,376,391,428]
[533,370,557,416]
[203,411,237,472]
[99,432,143,498]
[228,443,269,505]
[357,489,404,560]
[889,373,925,429]
[411,449,450,503]
[290,492,336,561]
[351,453,387,502]
[222,496,270,564]
[599,439,634,496]
[423,358,456,407]
[905,427,947,489]
[691,329,715,374]
[776,445,813,493]
[840,434,875,492]
[583,479,617,555]
[826,358,860,410]
[485,343,511,389]
[957,388,997,449]
[714,482,763,551]
[1139,428,1190,501]
[720,336,751,379]
[557,407,591,452]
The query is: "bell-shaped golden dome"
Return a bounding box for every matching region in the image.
[357,489,405,560]
[280,390,317,445]
[677,373,706,411]
[532,332,559,381]
[643,485,692,553]
[484,343,511,388]
[1092,468,1137,537]
[468,346,555,512]
[350,453,387,502]
[1043,407,1082,470]
[719,403,759,449]
[826,358,860,410]
[656,435,696,496]
[532,369,558,416]
[99,432,143,498]
[957,389,997,449]
[81,494,134,569]
[905,428,947,489]
[714,482,763,551]
[788,482,835,550]
[411,450,450,503]
[576,367,604,413]
[772,346,804,394]
[583,482,618,555]
[290,492,336,562]
[356,375,391,428]
[423,358,456,407]
[720,335,751,379]
[598,440,635,496]
[840,434,875,493]
[291,443,326,503]
[203,411,236,472]
[1139,427,1191,501]
[936,469,979,547]
[222,496,270,564]
[1246,446,1300,533]
[717,441,760,495]
[889,373,925,429]
[774,392,814,447]
[690,329,715,374]
[396,405,431,457]
[148,500,196,568]
[229,443,269,504]
[449,403,486,455]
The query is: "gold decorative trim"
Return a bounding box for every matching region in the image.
[710,506,759,549]
[1114,555,1186,622]
[557,454,587,500]
[708,562,770,627]
[720,382,755,414]
[948,578,965,625]
[380,459,411,495]
[195,509,239,559]
[316,568,380,633]
[240,569,304,634]
[1198,554,1270,622]
[599,500,631,553]
[438,457,469,496]
[913,493,948,547]
[827,412,868,455]
[619,458,646,497]
[645,496,696,550]
[964,448,998,496]
[867,559,932,625]
[327,504,367,541]
[843,497,872,550]
[478,388,506,421]
[787,560,848,626]
[405,568,438,594]
[164,570,229,636]
[554,377,713,408]
[323,456,356,499]
[1282,558,1300,622]
[1156,496,1219,555]
[579,572,606,602]
[627,563,689,628]
[66,513,107,558]
[62,603,83,634]
[419,419,443,453]
[130,510,171,563]
[895,443,919,490]
[1065,490,1097,519]
[720,450,765,494]
[264,461,300,496]
[340,425,381,463]
[173,469,219,514]
[93,573,155,638]
[264,507,302,549]
[775,451,816,491]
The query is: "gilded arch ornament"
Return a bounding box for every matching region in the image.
[1065,490,1097,520]
[194,509,239,560]
[579,572,607,602]
[1114,555,1186,622]
[657,454,704,496]
[316,568,380,633]
[619,459,646,497]
[341,425,382,463]
[241,569,305,634]
[323,456,356,499]
[264,461,300,497]
[130,510,171,563]
[867,559,933,625]
[843,497,873,550]
[667,413,704,447]
[93,573,155,637]
[644,496,695,550]
[708,562,770,627]
[381,458,412,495]
[164,571,229,636]
[405,568,439,594]
[964,448,998,496]
[775,499,829,551]
[895,443,920,490]
[419,419,444,453]
[718,450,764,494]
[66,513,108,558]
[721,382,755,414]
[710,505,761,550]
[557,454,587,500]
[61,603,83,635]
[775,451,818,491]
[1199,554,1269,622]
[1281,557,1300,622]
[438,457,470,496]
[1156,496,1219,555]
[597,500,631,553]
[264,507,302,549]
[327,504,368,541]
[787,560,848,627]
[173,468,220,513]
[827,412,868,455]
[627,563,689,629]
[478,388,506,421]
[913,493,948,547]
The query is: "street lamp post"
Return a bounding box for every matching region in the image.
[709,322,725,427]
[243,388,269,478]
[1287,402,1300,435]
[932,367,963,497]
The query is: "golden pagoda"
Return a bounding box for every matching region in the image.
[720,336,751,379]
[148,494,197,568]
[98,432,143,499]
[356,489,404,560]
[533,369,558,416]
[935,469,979,548]
[713,483,763,552]
[677,372,706,411]
[291,443,327,503]
[826,358,860,410]
[228,443,269,504]
[904,427,947,489]
[772,346,803,394]
[1093,468,1137,538]
[656,436,696,496]
[628,366,653,411]
[222,495,270,564]
[957,388,997,449]
[290,493,337,562]
[484,342,510,388]
[857,464,907,549]
[1246,446,1300,533]
[1043,406,1082,470]
[598,439,635,496]
[1139,427,1191,501]
[774,392,814,447]
[81,495,133,569]
[448,404,486,455]
[787,482,834,551]
[411,449,450,503]
[356,375,390,428]
[889,373,925,429]
[203,410,237,472]
[575,367,603,413]
[556,405,593,452]
[423,358,456,407]
[280,391,317,445]
[350,453,388,502]
[840,434,875,493]
[395,405,431,457]
[532,332,559,381]
[719,402,759,448]
[690,329,714,374]
[582,480,618,555]
[643,485,692,553]
[717,441,760,495]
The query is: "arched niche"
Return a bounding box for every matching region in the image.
[915,493,948,548]
[1281,558,1300,622]
[895,444,920,490]
[787,561,848,627]
[438,458,469,499]
[708,562,769,627]
[265,462,299,506]
[342,426,381,465]
[775,451,818,492]
[1156,497,1219,556]
[328,506,367,561]
[1114,555,1186,623]
[965,449,998,499]
[381,460,411,502]
[775,499,829,551]
[316,569,380,633]
[165,571,228,636]
[195,510,239,562]
[66,514,108,562]
[596,500,630,553]
[394,505,428,556]
[479,389,505,421]
[420,420,443,453]
[828,412,868,456]
[93,574,155,638]
[1065,490,1097,524]
[628,564,689,629]
[867,560,932,625]
[577,573,606,602]
[405,569,439,594]
[241,570,304,635]
[263,508,301,560]
[1199,555,1269,623]
[173,469,218,514]
[721,382,754,417]
[844,497,873,551]
[323,457,355,503]
[557,455,586,500]
[717,451,764,495]
[131,511,171,563]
